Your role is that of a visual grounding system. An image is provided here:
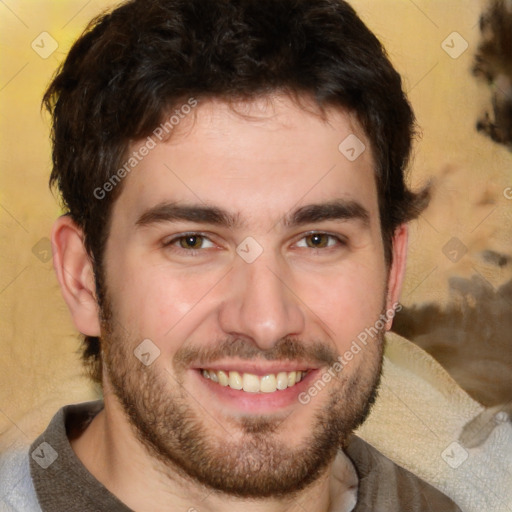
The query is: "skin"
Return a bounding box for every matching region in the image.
[51,93,408,512]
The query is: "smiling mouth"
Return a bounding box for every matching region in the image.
[200,369,309,393]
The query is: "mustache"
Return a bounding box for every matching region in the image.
[173,336,340,372]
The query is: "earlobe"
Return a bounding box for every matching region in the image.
[51,215,101,337]
[385,224,408,331]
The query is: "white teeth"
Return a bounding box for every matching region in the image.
[276,372,288,390]
[201,368,308,392]
[217,370,229,386]
[242,373,260,393]
[229,371,243,390]
[260,374,277,393]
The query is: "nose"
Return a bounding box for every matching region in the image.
[217,252,306,350]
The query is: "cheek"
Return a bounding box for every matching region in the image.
[110,259,226,341]
[297,261,387,349]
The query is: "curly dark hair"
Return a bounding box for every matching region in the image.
[43,0,429,383]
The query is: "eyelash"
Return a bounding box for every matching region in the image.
[162,232,347,256]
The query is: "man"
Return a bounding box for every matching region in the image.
[0,0,462,510]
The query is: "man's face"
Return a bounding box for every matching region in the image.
[99,95,393,497]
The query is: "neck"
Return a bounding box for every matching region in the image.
[71,395,357,512]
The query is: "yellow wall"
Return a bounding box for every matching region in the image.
[1,0,511,448]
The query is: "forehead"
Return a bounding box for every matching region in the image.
[111,94,378,230]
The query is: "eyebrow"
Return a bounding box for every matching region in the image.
[134,198,370,230]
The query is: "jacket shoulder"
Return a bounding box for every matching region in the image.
[345,436,462,512]
[0,447,42,512]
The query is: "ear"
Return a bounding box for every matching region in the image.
[51,215,101,337]
[384,223,408,331]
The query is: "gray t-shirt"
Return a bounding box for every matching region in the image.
[19,401,461,511]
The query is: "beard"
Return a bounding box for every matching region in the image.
[99,294,385,499]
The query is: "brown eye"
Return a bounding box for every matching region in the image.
[305,233,330,248]
[178,235,205,249]
[295,233,346,251]
[163,233,216,254]
[162,232,218,259]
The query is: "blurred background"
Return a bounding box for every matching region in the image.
[1,0,511,449]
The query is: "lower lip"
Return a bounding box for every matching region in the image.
[192,369,319,414]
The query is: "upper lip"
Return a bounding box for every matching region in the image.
[194,361,318,376]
